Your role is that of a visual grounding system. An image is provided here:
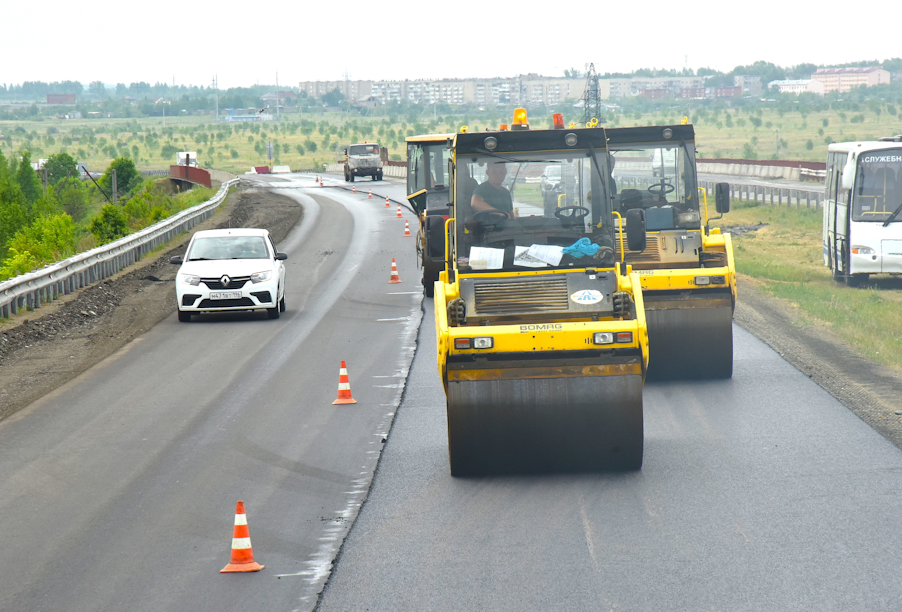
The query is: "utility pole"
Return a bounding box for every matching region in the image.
[775,129,780,158]
[112,168,118,205]
[582,63,602,127]
[276,72,280,122]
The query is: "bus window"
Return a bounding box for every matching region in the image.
[852,149,902,222]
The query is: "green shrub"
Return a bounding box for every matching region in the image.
[90,204,129,244]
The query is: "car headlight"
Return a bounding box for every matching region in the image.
[251,270,272,283]
[180,273,200,286]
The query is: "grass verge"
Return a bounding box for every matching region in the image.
[721,201,902,370]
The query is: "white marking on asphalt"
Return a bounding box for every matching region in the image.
[387,291,420,295]
[376,317,408,321]
[579,497,601,573]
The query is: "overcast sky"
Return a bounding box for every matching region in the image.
[5,0,898,90]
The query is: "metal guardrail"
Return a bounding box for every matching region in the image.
[699,180,824,210]
[0,179,239,319]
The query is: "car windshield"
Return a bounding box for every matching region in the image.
[349,145,378,156]
[609,143,701,230]
[187,236,269,260]
[455,151,616,273]
[852,148,902,222]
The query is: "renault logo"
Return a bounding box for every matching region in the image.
[220,275,231,287]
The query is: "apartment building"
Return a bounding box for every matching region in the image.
[767,79,826,95]
[811,67,891,93]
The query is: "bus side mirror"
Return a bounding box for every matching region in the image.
[626,209,647,252]
[715,183,730,214]
[841,160,855,190]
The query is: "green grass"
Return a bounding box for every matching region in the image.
[721,202,902,369]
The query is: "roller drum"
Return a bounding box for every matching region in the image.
[645,303,733,380]
[446,373,643,476]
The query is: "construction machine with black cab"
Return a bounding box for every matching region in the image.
[434,110,650,476]
[607,123,736,379]
[406,133,454,297]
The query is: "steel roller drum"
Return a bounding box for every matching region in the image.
[446,370,643,476]
[644,301,733,380]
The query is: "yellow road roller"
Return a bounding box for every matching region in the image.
[406,133,454,297]
[607,124,735,379]
[435,111,650,475]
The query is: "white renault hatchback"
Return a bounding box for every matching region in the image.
[170,228,287,322]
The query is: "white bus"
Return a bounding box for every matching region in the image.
[823,137,902,286]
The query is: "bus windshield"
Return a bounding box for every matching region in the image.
[852,148,902,222]
[455,151,616,273]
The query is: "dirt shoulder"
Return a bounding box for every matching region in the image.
[0,186,303,422]
[735,275,902,447]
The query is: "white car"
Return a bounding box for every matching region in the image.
[170,228,287,322]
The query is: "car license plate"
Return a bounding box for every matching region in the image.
[210,291,242,300]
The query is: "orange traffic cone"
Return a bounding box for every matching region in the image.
[385,195,390,208]
[332,360,357,405]
[221,501,264,573]
[320,179,324,187]
[368,189,373,199]
[396,205,403,218]
[352,185,356,193]
[403,220,411,237]
[388,258,401,284]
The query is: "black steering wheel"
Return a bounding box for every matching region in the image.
[554,206,590,221]
[473,210,510,224]
[648,180,675,197]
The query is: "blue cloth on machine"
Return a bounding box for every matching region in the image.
[562,237,600,258]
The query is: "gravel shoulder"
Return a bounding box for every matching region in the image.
[735,275,902,447]
[0,186,302,422]
[2,193,901,453]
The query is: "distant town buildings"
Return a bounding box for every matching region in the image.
[46,93,76,104]
[299,74,763,107]
[810,67,891,93]
[768,79,826,95]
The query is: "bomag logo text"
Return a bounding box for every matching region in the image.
[520,324,563,332]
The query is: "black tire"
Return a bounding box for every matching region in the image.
[377,171,383,181]
[177,310,191,323]
[267,306,280,319]
[842,249,860,287]
[371,174,377,181]
[279,296,286,312]
[349,172,355,183]
[423,257,441,298]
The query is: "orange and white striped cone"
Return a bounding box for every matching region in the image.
[388,258,402,284]
[352,185,356,194]
[220,500,264,573]
[403,220,411,237]
[396,205,403,218]
[385,195,390,208]
[332,360,357,405]
[368,189,373,199]
[320,179,324,187]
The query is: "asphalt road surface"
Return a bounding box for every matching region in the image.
[318,300,902,612]
[0,174,420,611]
[3,172,900,611]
